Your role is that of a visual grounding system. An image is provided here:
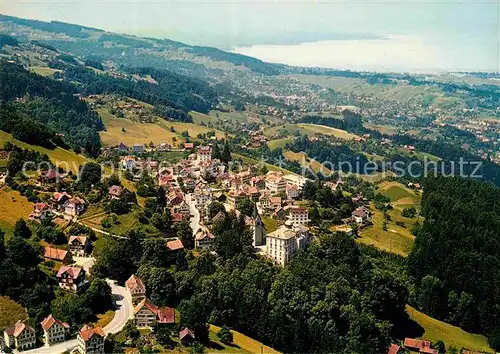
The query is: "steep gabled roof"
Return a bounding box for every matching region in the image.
[79,324,105,342]
[41,314,69,331]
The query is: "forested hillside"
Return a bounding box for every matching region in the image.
[0,61,103,155]
[408,176,500,349]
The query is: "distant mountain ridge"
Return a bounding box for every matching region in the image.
[0,14,285,76]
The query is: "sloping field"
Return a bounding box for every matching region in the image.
[210,325,280,354]
[267,138,293,150]
[264,124,359,141]
[378,181,419,202]
[406,305,493,353]
[0,187,35,239]
[0,130,89,173]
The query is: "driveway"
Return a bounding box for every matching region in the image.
[186,193,200,234]
[20,262,133,353]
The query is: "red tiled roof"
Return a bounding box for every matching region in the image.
[126,274,146,293]
[6,321,34,338]
[68,235,88,246]
[79,324,105,342]
[134,298,158,315]
[404,338,431,350]
[420,347,438,354]
[56,265,83,279]
[157,307,175,324]
[195,230,215,241]
[388,344,401,354]
[167,239,184,251]
[41,314,69,331]
[44,246,69,261]
[179,327,195,340]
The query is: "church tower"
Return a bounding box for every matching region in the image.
[253,204,266,246]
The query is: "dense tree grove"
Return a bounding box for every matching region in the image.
[408,176,500,349]
[91,211,409,353]
[0,61,103,155]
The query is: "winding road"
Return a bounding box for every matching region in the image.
[20,258,133,354]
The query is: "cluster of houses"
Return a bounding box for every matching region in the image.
[29,191,86,222]
[388,338,439,354]
[125,274,195,346]
[1,316,105,354]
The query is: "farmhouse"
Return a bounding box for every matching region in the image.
[68,235,91,256]
[41,314,70,346]
[3,321,36,351]
[44,246,71,264]
[134,298,175,328]
[126,274,147,303]
[77,325,105,354]
[56,265,86,292]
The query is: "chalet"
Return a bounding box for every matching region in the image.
[108,185,123,199]
[68,235,91,256]
[250,176,266,190]
[287,206,309,226]
[265,175,287,194]
[134,298,175,328]
[41,314,70,346]
[30,203,53,220]
[168,193,184,206]
[77,325,105,354]
[3,321,36,351]
[52,192,71,207]
[64,197,85,218]
[403,338,437,354]
[179,328,195,346]
[44,246,71,264]
[227,190,248,208]
[120,156,136,170]
[285,184,299,199]
[352,207,369,225]
[126,274,146,303]
[269,197,282,210]
[211,211,226,224]
[167,239,184,252]
[56,266,86,292]
[259,194,271,209]
[195,228,215,250]
[197,146,212,162]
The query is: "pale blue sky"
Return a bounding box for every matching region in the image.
[3,0,499,71]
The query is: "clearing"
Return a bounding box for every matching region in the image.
[0,130,89,173]
[0,186,34,239]
[30,66,61,77]
[232,153,299,176]
[267,138,293,150]
[406,305,494,353]
[264,124,359,141]
[210,325,280,354]
[0,296,28,329]
[377,181,420,202]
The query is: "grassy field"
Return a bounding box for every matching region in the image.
[358,202,416,257]
[210,325,280,354]
[232,153,299,176]
[0,296,28,330]
[363,123,399,135]
[262,215,278,233]
[30,66,61,77]
[406,305,493,353]
[358,181,421,256]
[0,130,89,173]
[283,151,333,175]
[264,124,359,141]
[377,181,419,202]
[98,109,180,147]
[0,187,34,239]
[99,108,225,147]
[267,138,293,150]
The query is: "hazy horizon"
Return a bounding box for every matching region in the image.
[2,0,499,72]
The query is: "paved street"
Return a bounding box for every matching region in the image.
[20,260,133,354]
[186,193,200,234]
